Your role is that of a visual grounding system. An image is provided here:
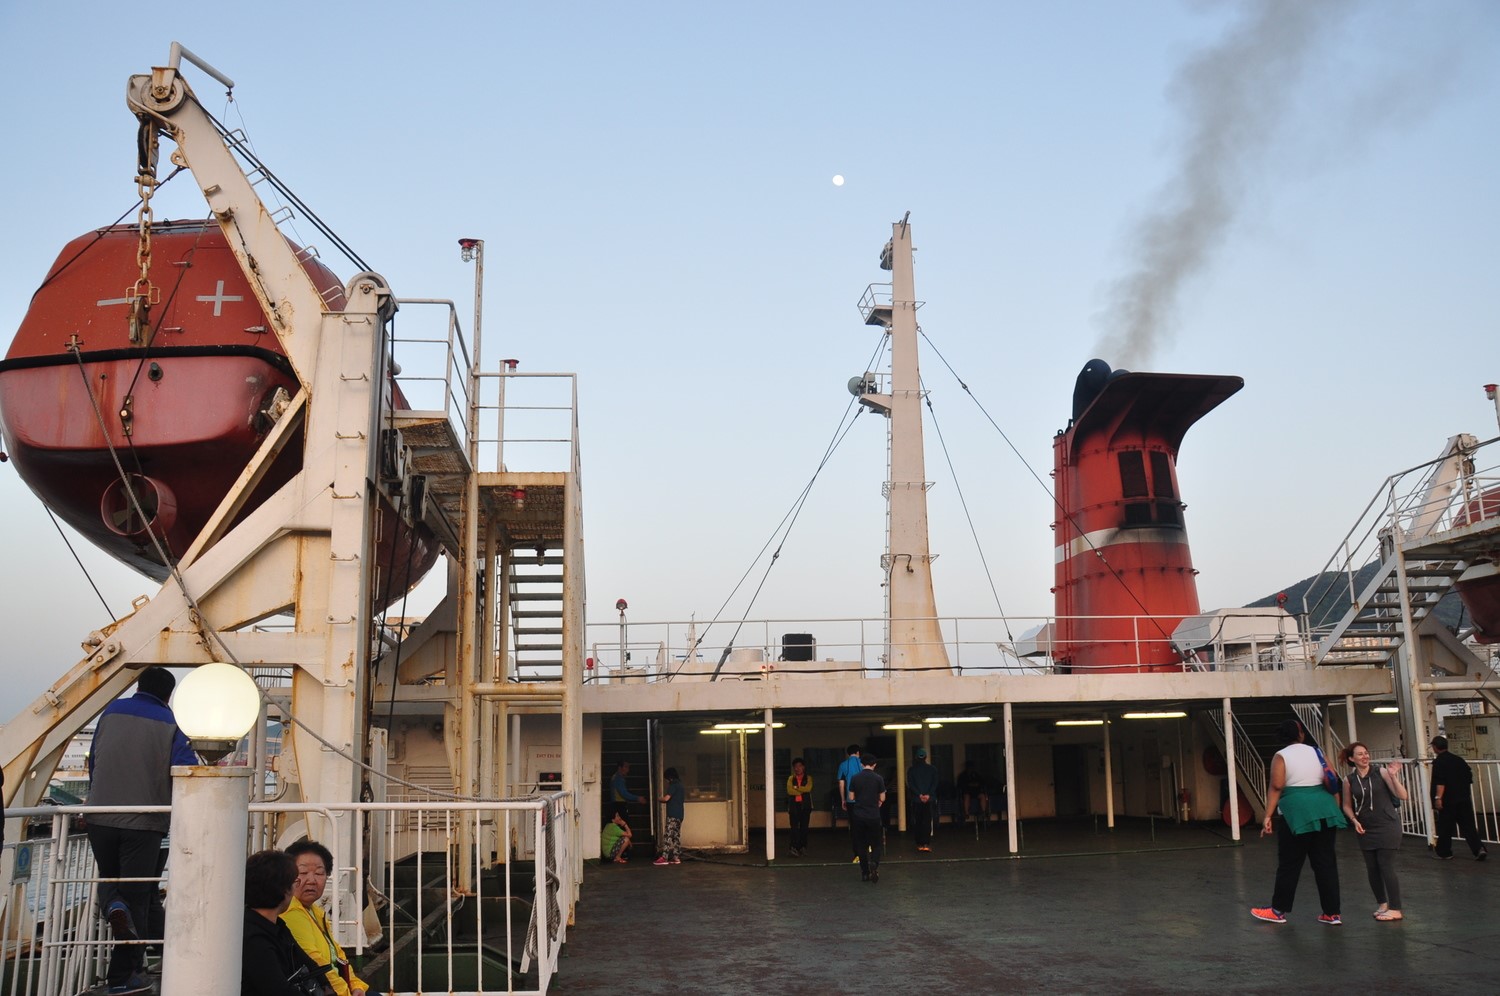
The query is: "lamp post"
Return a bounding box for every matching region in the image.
[161,663,262,996]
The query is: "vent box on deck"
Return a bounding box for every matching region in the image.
[780,633,816,661]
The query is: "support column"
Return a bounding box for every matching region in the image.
[1103,712,1115,829]
[896,727,907,833]
[1345,693,1357,745]
[1004,702,1018,854]
[161,767,251,996]
[763,708,775,862]
[1224,697,1240,842]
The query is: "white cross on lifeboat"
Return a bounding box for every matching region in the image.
[196,279,245,317]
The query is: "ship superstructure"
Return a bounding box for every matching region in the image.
[0,42,1497,996]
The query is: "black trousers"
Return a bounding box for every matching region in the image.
[1435,798,1484,857]
[787,800,811,849]
[852,816,883,874]
[1271,821,1340,916]
[86,823,163,985]
[910,797,934,846]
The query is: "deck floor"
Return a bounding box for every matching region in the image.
[558,818,1497,993]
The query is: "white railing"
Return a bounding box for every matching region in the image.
[471,372,578,476]
[1393,758,1500,845]
[582,612,1317,683]
[389,297,475,453]
[2,793,576,996]
[1205,708,1268,810]
[0,812,112,996]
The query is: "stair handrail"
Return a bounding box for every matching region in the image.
[1300,435,1500,644]
[1291,703,1346,761]
[1206,707,1267,809]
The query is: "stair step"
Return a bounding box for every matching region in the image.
[513,609,563,619]
[517,626,563,635]
[510,592,563,601]
[510,573,565,584]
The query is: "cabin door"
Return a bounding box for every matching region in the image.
[1052,744,1089,817]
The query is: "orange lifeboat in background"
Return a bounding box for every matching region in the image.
[1453,486,1500,643]
[0,220,438,596]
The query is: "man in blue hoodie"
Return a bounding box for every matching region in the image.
[837,744,864,862]
[87,667,199,995]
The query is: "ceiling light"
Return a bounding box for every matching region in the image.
[1122,711,1187,720]
[699,729,734,736]
[1056,719,1105,727]
[712,722,786,730]
[1370,706,1399,714]
[882,723,923,730]
[923,716,992,724]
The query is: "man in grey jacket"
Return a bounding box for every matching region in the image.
[87,667,198,995]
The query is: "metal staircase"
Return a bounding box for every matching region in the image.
[509,547,565,681]
[1205,701,1342,820]
[601,717,656,846]
[1307,434,1500,670]
[1312,552,1466,667]
[1205,701,1304,817]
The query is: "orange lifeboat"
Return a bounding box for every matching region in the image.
[0,220,437,592]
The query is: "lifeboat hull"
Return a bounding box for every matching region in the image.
[0,221,438,593]
[1456,561,1500,644]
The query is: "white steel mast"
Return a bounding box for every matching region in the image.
[856,216,952,674]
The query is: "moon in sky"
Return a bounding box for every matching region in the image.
[832,174,845,186]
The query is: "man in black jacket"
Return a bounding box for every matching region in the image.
[1431,735,1487,861]
[850,754,887,883]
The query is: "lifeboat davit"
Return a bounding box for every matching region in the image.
[0,221,438,593]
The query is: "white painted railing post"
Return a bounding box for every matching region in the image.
[162,767,251,996]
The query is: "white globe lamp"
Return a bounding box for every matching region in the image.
[172,662,261,763]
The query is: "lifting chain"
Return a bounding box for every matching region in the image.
[130,118,160,345]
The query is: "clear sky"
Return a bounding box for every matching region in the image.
[1,2,1497,717]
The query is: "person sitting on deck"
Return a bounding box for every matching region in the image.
[242,849,331,996]
[956,761,989,823]
[601,812,634,864]
[282,839,372,996]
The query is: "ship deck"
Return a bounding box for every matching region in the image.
[558,819,1495,993]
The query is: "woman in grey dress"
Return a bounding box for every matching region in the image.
[1340,741,1409,921]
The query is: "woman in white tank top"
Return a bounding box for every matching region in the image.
[1249,719,1348,925]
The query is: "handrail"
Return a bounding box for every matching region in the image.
[1,794,576,996]
[579,611,1317,683]
[1206,707,1267,811]
[1291,703,1346,760]
[1300,435,1500,639]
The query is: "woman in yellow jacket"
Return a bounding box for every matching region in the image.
[282,840,372,996]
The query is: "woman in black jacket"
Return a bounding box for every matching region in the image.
[243,849,332,995]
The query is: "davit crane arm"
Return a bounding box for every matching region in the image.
[1,45,393,824]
